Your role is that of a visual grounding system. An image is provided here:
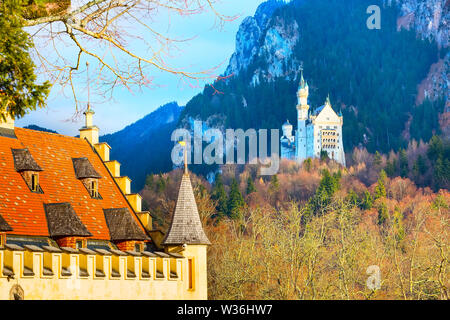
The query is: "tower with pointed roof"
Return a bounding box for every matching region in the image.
[280,69,346,166]
[296,68,310,162]
[162,144,210,299]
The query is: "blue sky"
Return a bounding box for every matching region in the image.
[16,0,267,136]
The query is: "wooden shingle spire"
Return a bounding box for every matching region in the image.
[162,166,211,246]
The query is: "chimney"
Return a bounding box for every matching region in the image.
[79,105,99,145]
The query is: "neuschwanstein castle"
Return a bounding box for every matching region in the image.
[280,72,346,166]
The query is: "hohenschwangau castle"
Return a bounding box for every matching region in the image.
[280,71,346,166]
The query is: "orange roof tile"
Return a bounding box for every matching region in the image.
[0,127,144,240]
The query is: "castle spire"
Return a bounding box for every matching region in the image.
[299,66,306,89]
[79,61,99,144]
[162,173,211,246]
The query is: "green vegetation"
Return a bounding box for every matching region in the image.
[211,173,228,217]
[227,178,245,219]
[0,0,50,120]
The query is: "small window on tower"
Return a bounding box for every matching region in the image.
[0,233,5,249]
[76,240,86,249]
[135,243,143,253]
[89,180,98,198]
[31,173,39,192]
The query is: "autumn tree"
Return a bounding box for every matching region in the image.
[227,178,245,219]
[360,190,373,210]
[211,173,227,217]
[246,176,256,195]
[374,170,387,200]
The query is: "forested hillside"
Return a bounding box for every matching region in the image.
[142,154,449,300]
[180,0,447,153]
[101,102,182,191]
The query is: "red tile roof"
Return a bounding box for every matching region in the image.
[0,127,144,240]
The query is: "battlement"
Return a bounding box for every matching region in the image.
[0,244,202,300]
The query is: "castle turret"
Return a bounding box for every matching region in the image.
[297,72,309,116]
[162,144,210,299]
[79,105,99,145]
[296,68,309,162]
[282,120,293,139]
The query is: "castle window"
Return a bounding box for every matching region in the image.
[0,233,5,249]
[76,240,87,249]
[72,158,102,199]
[88,180,99,198]
[11,149,44,193]
[135,243,143,253]
[31,173,39,192]
[188,258,194,290]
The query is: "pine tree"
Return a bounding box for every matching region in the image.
[374,170,387,200]
[433,157,450,190]
[320,150,329,161]
[393,207,405,241]
[227,178,245,219]
[385,160,396,177]
[0,1,50,120]
[374,151,382,167]
[246,176,256,195]
[377,202,388,225]
[399,149,409,178]
[427,135,443,162]
[211,173,227,217]
[268,174,280,194]
[156,174,166,193]
[145,174,154,188]
[360,190,373,210]
[346,189,359,207]
[413,154,427,176]
[303,158,312,172]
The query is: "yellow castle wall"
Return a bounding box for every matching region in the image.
[167,245,208,300]
[0,247,206,300]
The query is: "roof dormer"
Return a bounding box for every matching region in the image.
[72,157,102,199]
[11,148,44,193]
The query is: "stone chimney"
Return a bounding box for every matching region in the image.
[79,105,99,145]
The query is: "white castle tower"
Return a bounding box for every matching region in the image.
[281,70,346,166]
[296,70,309,163]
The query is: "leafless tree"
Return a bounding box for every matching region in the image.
[22,0,236,111]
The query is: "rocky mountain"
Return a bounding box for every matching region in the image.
[101,102,182,191]
[104,0,448,187]
[180,0,448,154]
[395,0,449,107]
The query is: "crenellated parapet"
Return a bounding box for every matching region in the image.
[0,244,192,300]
